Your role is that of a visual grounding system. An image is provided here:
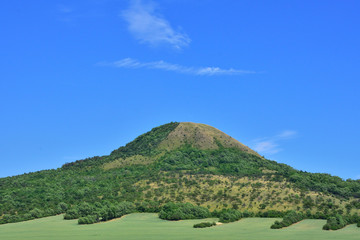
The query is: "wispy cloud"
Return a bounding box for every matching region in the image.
[252,130,297,155]
[121,0,190,49]
[98,58,256,76]
[58,5,73,13]
[277,130,297,139]
[57,4,76,23]
[57,4,105,23]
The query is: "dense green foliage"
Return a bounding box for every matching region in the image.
[159,146,285,176]
[110,122,180,157]
[0,202,68,224]
[159,145,360,198]
[64,202,96,220]
[357,222,360,227]
[98,201,135,222]
[61,122,179,170]
[193,222,216,228]
[136,201,162,213]
[78,215,99,224]
[318,213,360,230]
[62,201,135,224]
[271,211,304,229]
[216,209,243,223]
[256,210,285,218]
[289,173,360,198]
[159,202,210,220]
[323,215,348,230]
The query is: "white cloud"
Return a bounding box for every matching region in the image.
[277,130,297,139]
[252,130,297,156]
[99,58,255,76]
[253,141,281,155]
[121,0,190,49]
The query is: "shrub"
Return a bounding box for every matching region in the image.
[357,222,360,228]
[271,211,304,229]
[64,208,80,220]
[159,202,210,220]
[64,201,135,222]
[29,208,43,219]
[257,210,284,218]
[99,201,135,221]
[218,209,242,223]
[57,202,68,213]
[193,222,216,228]
[136,201,161,213]
[242,210,254,218]
[0,214,15,224]
[78,215,99,225]
[323,215,347,230]
[77,202,95,217]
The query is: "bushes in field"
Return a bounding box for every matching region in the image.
[62,201,136,224]
[268,211,358,230]
[136,201,161,213]
[159,202,210,220]
[257,210,284,218]
[217,209,243,223]
[78,215,99,224]
[193,222,216,228]
[0,208,58,224]
[345,214,360,225]
[64,208,80,220]
[271,211,304,229]
[323,215,347,230]
[57,202,68,213]
[29,208,44,218]
[99,201,135,222]
[0,214,19,224]
[64,202,95,220]
[321,214,360,230]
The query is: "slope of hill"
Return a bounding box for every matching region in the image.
[157,122,260,155]
[0,122,360,225]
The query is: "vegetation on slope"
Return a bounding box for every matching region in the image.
[159,202,210,220]
[0,122,360,229]
[322,214,360,230]
[193,222,216,228]
[323,215,348,230]
[157,122,260,156]
[271,211,304,229]
[61,122,180,169]
[216,208,243,223]
[110,122,180,157]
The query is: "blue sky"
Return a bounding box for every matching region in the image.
[1,0,359,179]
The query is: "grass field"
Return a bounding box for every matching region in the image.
[0,213,359,240]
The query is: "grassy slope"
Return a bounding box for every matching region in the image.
[157,122,260,156]
[0,213,358,240]
[134,174,353,213]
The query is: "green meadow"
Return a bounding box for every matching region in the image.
[0,213,358,240]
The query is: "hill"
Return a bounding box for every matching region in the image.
[0,122,360,225]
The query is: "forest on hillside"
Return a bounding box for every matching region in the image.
[1,123,360,230]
